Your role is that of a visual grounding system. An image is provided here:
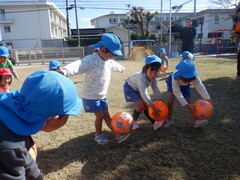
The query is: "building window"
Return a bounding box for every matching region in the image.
[208,32,222,38]
[4,26,11,33]
[214,15,219,24]
[120,18,125,22]
[109,18,118,24]
[156,25,161,30]
[0,9,6,20]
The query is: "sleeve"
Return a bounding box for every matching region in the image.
[164,55,169,67]
[193,76,211,100]
[61,57,91,77]
[151,79,162,100]
[172,77,188,106]
[136,78,152,105]
[110,60,125,72]
[9,66,19,79]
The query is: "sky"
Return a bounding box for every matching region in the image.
[4,0,229,29]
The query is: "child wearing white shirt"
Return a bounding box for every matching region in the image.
[61,33,130,145]
[166,60,212,128]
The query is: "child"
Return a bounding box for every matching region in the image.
[49,60,60,72]
[182,51,194,61]
[166,60,212,128]
[0,46,20,80]
[158,48,169,69]
[0,70,82,179]
[123,55,166,130]
[0,68,12,93]
[60,33,130,145]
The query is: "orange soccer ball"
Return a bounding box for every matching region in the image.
[111,112,134,134]
[160,65,168,72]
[193,100,213,120]
[148,101,168,121]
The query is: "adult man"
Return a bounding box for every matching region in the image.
[180,18,196,53]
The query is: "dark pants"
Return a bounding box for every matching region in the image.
[182,44,194,54]
[0,120,42,180]
[237,50,240,77]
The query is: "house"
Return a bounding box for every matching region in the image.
[0,1,68,49]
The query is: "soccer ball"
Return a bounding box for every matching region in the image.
[193,100,213,120]
[160,65,168,72]
[111,112,134,134]
[29,144,37,161]
[148,101,168,121]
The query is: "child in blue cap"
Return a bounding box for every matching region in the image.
[60,33,130,145]
[0,46,20,80]
[0,70,82,179]
[165,60,212,128]
[182,51,194,61]
[123,55,166,130]
[158,48,169,70]
[49,60,61,72]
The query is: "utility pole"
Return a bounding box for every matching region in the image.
[194,0,196,20]
[74,0,80,47]
[66,0,70,38]
[126,4,131,57]
[169,0,172,57]
[160,0,163,44]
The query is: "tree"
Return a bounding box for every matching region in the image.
[130,6,158,39]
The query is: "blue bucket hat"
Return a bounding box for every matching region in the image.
[182,51,194,61]
[49,60,60,69]
[174,60,198,80]
[0,46,9,57]
[0,70,82,136]
[145,55,162,65]
[159,48,166,54]
[90,33,122,56]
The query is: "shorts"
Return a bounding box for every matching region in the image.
[82,98,108,113]
[166,74,191,98]
[123,81,142,102]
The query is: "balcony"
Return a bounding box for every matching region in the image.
[0,17,14,24]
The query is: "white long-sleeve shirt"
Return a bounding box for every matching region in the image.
[127,71,162,105]
[61,53,125,99]
[171,71,211,106]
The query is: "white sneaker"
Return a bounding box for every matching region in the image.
[115,133,131,143]
[194,119,208,128]
[153,119,167,130]
[94,133,110,145]
[163,118,173,128]
[132,122,139,130]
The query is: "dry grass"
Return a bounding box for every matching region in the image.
[11,56,240,180]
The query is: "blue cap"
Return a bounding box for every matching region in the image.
[175,60,198,79]
[182,51,194,61]
[0,46,9,57]
[0,70,82,136]
[90,33,122,56]
[159,48,166,54]
[145,55,162,65]
[49,60,60,69]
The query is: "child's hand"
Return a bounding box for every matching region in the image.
[186,103,196,117]
[41,115,69,132]
[150,103,161,117]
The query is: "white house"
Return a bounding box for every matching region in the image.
[0,1,68,49]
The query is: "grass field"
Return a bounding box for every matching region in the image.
[11,56,240,180]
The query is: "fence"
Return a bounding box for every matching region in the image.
[11,47,84,65]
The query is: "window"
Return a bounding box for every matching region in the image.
[208,32,222,38]
[156,25,161,29]
[0,9,6,20]
[214,15,219,24]
[109,18,118,24]
[155,17,160,21]
[4,26,11,33]
[120,18,125,22]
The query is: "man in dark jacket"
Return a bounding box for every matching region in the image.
[180,18,196,53]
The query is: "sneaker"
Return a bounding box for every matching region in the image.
[132,122,139,130]
[153,119,167,130]
[115,133,131,143]
[163,118,173,128]
[94,133,110,145]
[194,119,208,128]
